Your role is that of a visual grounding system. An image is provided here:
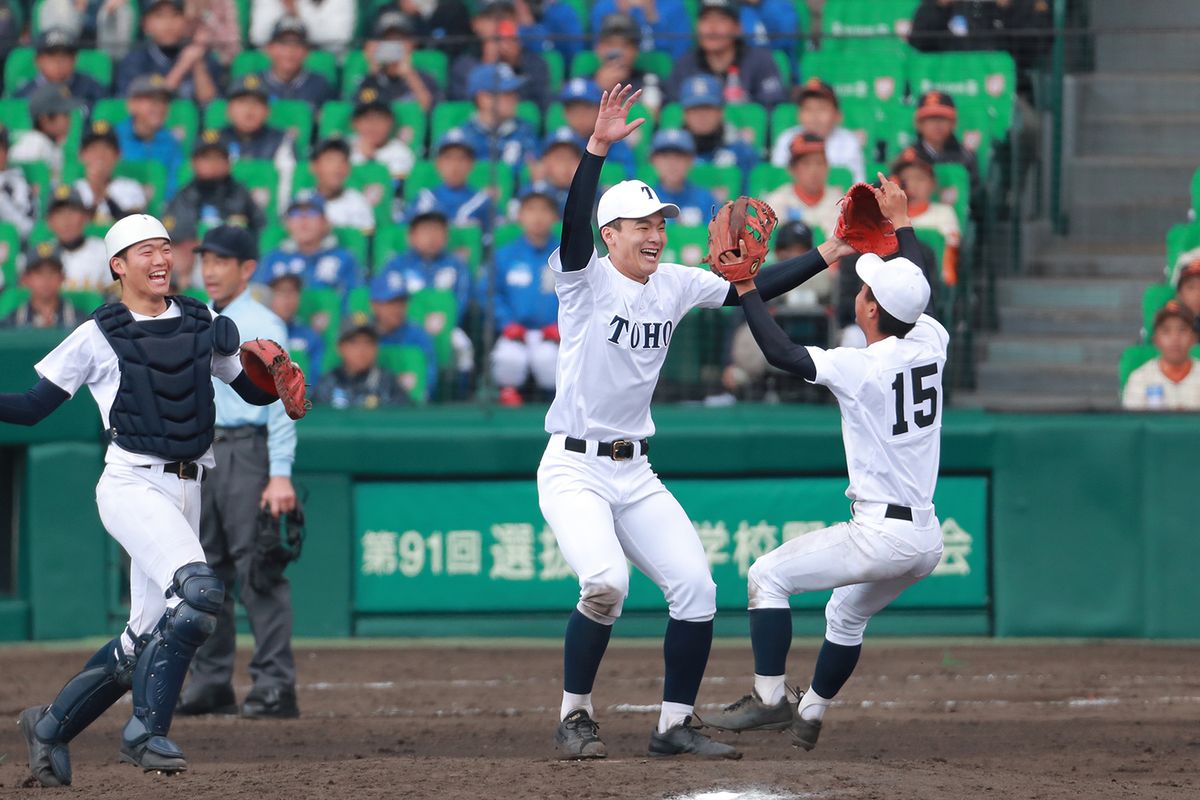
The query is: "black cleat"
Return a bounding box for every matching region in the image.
[177,683,237,716]
[241,686,299,719]
[120,735,188,774]
[790,715,822,751]
[554,709,607,759]
[648,716,742,759]
[19,706,70,787]
[698,691,794,732]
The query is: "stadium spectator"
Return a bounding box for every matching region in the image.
[74,120,149,225]
[308,136,375,235]
[449,0,552,110]
[516,0,584,65]
[909,0,1052,86]
[355,10,438,112]
[257,16,336,109]
[479,189,560,406]
[187,0,242,66]
[165,129,265,237]
[459,63,540,169]
[369,270,438,402]
[739,0,798,55]
[220,74,295,165]
[14,28,107,108]
[557,78,638,176]
[666,0,785,108]
[678,74,760,182]
[590,15,649,94]
[1172,252,1200,327]
[379,211,471,315]
[402,130,494,228]
[0,125,36,239]
[764,133,844,235]
[648,129,717,227]
[36,0,135,56]
[520,128,582,216]
[372,0,473,61]
[45,185,109,290]
[250,0,356,54]
[164,213,201,293]
[115,75,185,197]
[771,78,865,184]
[914,91,980,198]
[0,242,82,329]
[9,83,76,183]
[891,148,961,286]
[267,273,324,383]
[589,0,693,59]
[117,0,222,103]
[313,314,411,409]
[255,190,364,290]
[1123,301,1200,411]
[348,88,416,183]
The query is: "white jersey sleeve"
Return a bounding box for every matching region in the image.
[805,345,873,397]
[907,314,950,355]
[548,246,610,308]
[678,264,732,311]
[34,321,103,397]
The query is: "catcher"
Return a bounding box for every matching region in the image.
[700,175,949,753]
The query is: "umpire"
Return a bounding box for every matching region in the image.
[177,225,301,719]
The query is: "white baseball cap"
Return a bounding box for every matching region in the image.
[855,253,930,325]
[596,180,679,228]
[105,214,171,262]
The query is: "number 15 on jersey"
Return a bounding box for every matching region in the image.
[890,363,940,437]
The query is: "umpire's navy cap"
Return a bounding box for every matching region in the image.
[196,225,258,262]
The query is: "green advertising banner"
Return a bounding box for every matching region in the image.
[354,477,988,614]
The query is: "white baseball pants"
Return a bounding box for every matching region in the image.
[747,502,944,646]
[537,434,716,626]
[490,332,558,391]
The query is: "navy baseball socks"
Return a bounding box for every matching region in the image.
[560,609,613,720]
[660,617,713,732]
[749,608,792,705]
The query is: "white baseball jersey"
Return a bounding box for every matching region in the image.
[34,299,244,469]
[807,314,949,509]
[544,248,729,441]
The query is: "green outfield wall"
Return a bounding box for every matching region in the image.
[0,335,1196,641]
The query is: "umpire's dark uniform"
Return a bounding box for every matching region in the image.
[179,276,300,718]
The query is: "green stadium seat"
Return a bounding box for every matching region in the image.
[0,98,31,131]
[232,158,280,219]
[517,100,542,133]
[334,227,370,267]
[62,290,104,315]
[318,100,352,138]
[3,48,36,94]
[821,0,919,49]
[660,225,709,267]
[657,102,769,151]
[430,101,474,145]
[799,50,906,129]
[1141,283,1176,341]
[933,163,970,229]
[258,224,287,256]
[373,223,410,270]
[346,284,371,315]
[0,222,21,289]
[412,50,448,89]
[379,344,430,404]
[541,49,564,95]
[349,161,396,229]
[908,51,1017,138]
[297,286,344,356]
[269,100,313,156]
[233,50,335,84]
[492,222,523,250]
[0,287,29,316]
[16,161,53,217]
[408,288,458,368]
[393,100,428,157]
[912,226,947,293]
[773,50,794,83]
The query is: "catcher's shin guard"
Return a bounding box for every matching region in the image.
[121,563,223,766]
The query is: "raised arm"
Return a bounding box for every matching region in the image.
[729,282,817,380]
[0,378,71,426]
[722,236,857,307]
[870,172,927,272]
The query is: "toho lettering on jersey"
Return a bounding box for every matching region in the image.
[607,315,673,349]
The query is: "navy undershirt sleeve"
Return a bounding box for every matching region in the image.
[739,290,817,381]
[722,248,832,307]
[896,226,925,271]
[559,152,605,272]
[0,378,70,426]
[231,371,280,406]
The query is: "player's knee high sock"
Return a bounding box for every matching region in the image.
[749,608,792,704]
[799,639,862,721]
[562,609,612,717]
[660,618,713,731]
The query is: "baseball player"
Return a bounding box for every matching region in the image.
[542,83,854,760]
[0,214,304,786]
[701,178,948,751]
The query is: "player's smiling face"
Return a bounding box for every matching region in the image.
[603,212,666,283]
[114,238,173,298]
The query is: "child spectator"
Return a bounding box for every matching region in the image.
[520,128,582,215]
[369,270,438,401]
[666,0,785,108]
[313,314,411,409]
[450,0,551,110]
[74,121,149,225]
[558,78,637,175]
[221,74,295,165]
[0,125,36,239]
[764,133,844,235]
[403,129,494,228]
[588,0,693,59]
[268,272,324,383]
[356,10,438,112]
[165,129,266,236]
[117,0,222,103]
[590,15,648,94]
[115,75,185,197]
[14,28,107,107]
[308,136,375,235]
[1123,301,1200,411]
[460,63,540,169]
[648,129,717,227]
[45,185,109,290]
[1172,252,1200,327]
[257,16,335,109]
[892,148,961,286]
[679,74,760,182]
[771,78,865,183]
[250,0,356,54]
[349,87,416,183]
[9,83,76,183]
[914,91,980,196]
[255,190,364,290]
[0,242,83,329]
[479,189,560,406]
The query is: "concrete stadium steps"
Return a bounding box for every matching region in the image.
[1077,114,1200,159]
[973,361,1119,400]
[995,276,1148,314]
[1071,73,1200,116]
[1065,156,1196,204]
[1021,242,1165,278]
[1090,0,1200,73]
[976,334,1131,367]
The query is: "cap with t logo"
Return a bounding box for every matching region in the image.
[596,180,680,228]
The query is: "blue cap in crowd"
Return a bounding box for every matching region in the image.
[436,128,477,157]
[680,74,724,109]
[370,270,410,303]
[651,129,696,156]
[559,77,602,105]
[287,189,326,216]
[542,127,583,154]
[467,62,525,97]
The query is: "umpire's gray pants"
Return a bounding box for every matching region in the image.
[190,427,296,690]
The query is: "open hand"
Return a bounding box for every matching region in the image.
[870,172,911,228]
[588,83,645,155]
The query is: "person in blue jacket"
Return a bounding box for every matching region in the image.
[648,129,718,227]
[368,270,438,402]
[459,63,540,170]
[588,0,693,58]
[402,129,496,229]
[679,74,760,190]
[558,78,637,177]
[267,273,325,384]
[253,191,364,291]
[379,210,472,315]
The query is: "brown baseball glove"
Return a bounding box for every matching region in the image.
[703,196,779,282]
[834,182,900,256]
[239,339,310,420]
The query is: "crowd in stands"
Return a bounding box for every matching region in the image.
[0,0,1043,408]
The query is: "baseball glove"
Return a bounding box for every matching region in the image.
[834,183,899,256]
[239,339,310,420]
[703,196,778,282]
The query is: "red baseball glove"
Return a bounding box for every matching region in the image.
[239,339,310,420]
[703,196,779,282]
[834,183,899,256]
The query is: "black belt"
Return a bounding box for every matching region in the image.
[139,461,204,481]
[885,504,913,521]
[564,436,649,461]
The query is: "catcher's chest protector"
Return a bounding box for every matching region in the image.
[93,295,216,461]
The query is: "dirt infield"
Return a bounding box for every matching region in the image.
[0,639,1196,799]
